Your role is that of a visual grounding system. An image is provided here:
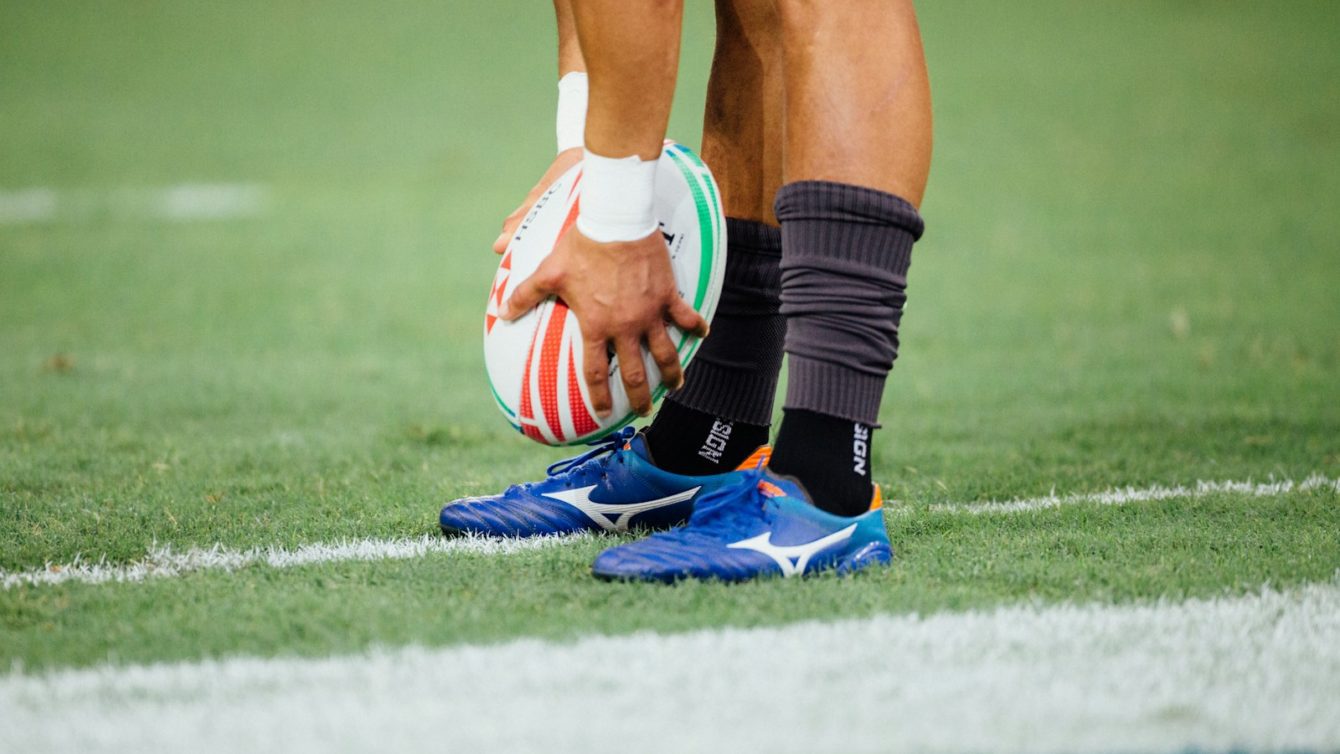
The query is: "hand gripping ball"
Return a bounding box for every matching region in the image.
[483,142,726,446]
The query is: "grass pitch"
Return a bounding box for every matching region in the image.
[2,0,1339,696]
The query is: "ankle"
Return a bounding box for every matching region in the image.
[643,400,769,476]
[768,408,875,517]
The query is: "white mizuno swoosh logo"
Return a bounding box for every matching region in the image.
[727,524,858,578]
[542,485,701,532]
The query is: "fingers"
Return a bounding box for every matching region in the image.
[492,204,526,254]
[501,262,558,321]
[613,336,652,417]
[496,150,581,254]
[493,178,545,253]
[646,325,684,391]
[667,296,710,339]
[494,184,541,253]
[582,337,614,419]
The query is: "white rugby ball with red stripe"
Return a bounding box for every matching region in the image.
[484,142,726,446]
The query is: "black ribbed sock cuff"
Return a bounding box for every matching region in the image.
[667,217,785,426]
[722,216,782,253]
[671,356,784,426]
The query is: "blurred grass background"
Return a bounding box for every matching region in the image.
[2,1,1338,570]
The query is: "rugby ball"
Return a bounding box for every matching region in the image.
[484,142,726,446]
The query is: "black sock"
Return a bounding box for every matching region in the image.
[644,217,783,476]
[667,218,785,425]
[768,409,874,517]
[642,400,769,476]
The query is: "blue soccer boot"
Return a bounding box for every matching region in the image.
[590,467,891,582]
[440,426,771,538]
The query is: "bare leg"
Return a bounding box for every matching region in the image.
[571,0,683,161]
[777,0,932,206]
[765,0,932,516]
[702,0,785,225]
[639,0,790,475]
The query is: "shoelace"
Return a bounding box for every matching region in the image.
[543,425,637,479]
[681,466,772,535]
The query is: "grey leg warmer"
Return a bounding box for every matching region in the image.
[774,180,925,425]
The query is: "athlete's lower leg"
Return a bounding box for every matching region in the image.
[767,0,932,516]
[643,0,787,476]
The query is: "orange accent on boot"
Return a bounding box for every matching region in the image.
[868,485,884,511]
[757,480,786,498]
[733,445,773,471]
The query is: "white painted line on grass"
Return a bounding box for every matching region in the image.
[932,473,1340,515]
[4,576,1338,754]
[0,183,267,225]
[0,533,586,590]
[151,182,268,221]
[0,188,58,224]
[2,475,1334,591]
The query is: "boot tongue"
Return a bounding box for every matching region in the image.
[758,470,816,506]
[627,430,656,464]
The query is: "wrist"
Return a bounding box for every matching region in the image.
[576,148,660,243]
[555,72,587,154]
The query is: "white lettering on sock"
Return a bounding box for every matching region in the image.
[853,423,870,476]
[697,420,734,465]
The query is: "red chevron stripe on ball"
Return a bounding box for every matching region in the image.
[482,141,725,446]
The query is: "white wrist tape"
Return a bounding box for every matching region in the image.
[576,149,660,243]
[555,72,588,154]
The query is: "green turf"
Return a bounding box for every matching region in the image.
[5,489,1338,672]
[3,1,1339,672]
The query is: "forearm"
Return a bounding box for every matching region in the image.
[554,0,587,153]
[571,0,682,161]
[555,0,586,76]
